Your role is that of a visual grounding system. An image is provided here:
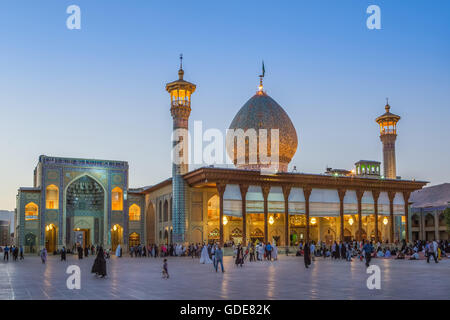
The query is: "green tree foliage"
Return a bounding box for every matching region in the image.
[444,207,450,232]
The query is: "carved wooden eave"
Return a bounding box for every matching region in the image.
[183,167,427,193]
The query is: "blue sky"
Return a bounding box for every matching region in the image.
[0,0,449,209]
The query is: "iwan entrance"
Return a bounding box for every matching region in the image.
[66,175,105,248]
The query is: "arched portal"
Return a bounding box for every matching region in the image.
[129,232,140,248]
[24,232,36,253]
[111,224,123,251]
[66,175,105,247]
[45,224,57,253]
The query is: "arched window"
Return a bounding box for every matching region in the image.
[25,202,39,220]
[46,185,59,209]
[163,200,168,222]
[112,187,123,211]
[159,201,162,222]
[129,204,141,221]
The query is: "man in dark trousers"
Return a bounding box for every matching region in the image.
[363,240,373,267]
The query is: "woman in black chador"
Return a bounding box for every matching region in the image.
[304,242,311,269]
[235,244,244,267]
[91,247,107,278]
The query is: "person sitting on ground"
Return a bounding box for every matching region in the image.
[384,248,391,258]
[409,251,419,260]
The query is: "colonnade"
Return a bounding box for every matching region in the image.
[216,183,411,246]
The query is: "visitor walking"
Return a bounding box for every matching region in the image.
[200,243,212,264]
[235,244,244,267]
[40,247,47,264]
[363,240,373,267]
[162,258,169,279]
[426,240,439,263]
[91,247,107,278]
[215,245,224,273]
[304,242,311,268]
[19,246,24,260]
[3,246,9,261]
[61,246,66,261]
[266,242,273,261]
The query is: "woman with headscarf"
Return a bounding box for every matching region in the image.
[235,244,244,267]
[115,244,121,257]
[40,247,47,264]
[304,242,311,268]
[91,247,107,278]
[200,243,212,264]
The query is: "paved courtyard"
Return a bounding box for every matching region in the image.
[0,254,449,300]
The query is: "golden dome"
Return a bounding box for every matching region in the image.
[227,91,298,172]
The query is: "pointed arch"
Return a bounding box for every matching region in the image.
[46,184,59,209]
[129,204,141,221]
[112,187,123,211]
[25,202,39,220]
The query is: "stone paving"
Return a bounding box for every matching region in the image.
[0,254,449,300]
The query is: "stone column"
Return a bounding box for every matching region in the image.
[356,190,364,242]
[282,185,292,247]
[239,184,249,246]
[262,185,270,244]
[434,210,439,241]
[303,188,312,243]
[338,189,346,242]
[402,191,411,243]
[217,183,226,245]
[372,190,380,243]
[388,191,395,243]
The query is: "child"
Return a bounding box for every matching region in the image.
[162,259,169,279]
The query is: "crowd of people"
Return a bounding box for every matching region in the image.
[296,239,449,268]
[1,245,24,261]
[2,238,448,279]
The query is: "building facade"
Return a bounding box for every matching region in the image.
[15,156,145,253]
[15,63,431,251]
[410,183,450,241]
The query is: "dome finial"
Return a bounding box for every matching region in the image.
[258,60,265,93]
[385,97,390,112]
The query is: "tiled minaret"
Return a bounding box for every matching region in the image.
[165,55,196,243]
[375,100,401,179]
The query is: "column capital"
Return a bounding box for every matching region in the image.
[282,185,292,200]
[372,190,380,202]
[261,184,271,200]
[356,189,364,201]
[239,184,249,198]
[216,183,226,196]
[303,187,312,201]
[338,188,346,201]
[402,190,411,203]
[388,190,396,202]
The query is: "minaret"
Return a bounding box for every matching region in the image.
[165,55,196,243]
[375,99,401,179]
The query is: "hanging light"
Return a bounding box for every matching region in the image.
[113,225,117,231]
[223,216,228,226]
[310,217,317,225]
[269,215,274,225]
[45,225,49,232]
[348,217,354,226]
[383,217,388,225]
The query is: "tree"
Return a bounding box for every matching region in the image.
[444,207,450,232]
